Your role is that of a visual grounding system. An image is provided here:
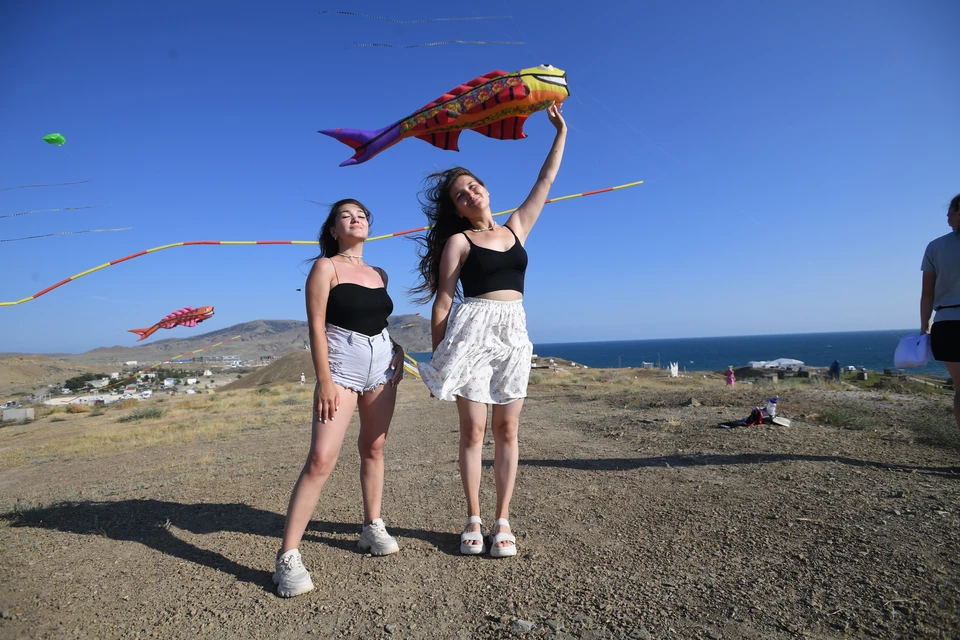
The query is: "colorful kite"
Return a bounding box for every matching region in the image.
[42,133,66,146]
[129,306,215,341]
[319,64,569,166]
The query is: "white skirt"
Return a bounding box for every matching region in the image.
[419,297,533,404]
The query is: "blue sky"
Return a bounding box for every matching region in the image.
[1,0,957,353]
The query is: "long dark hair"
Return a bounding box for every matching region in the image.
[950,194,960,214]
[410,167,483,303]
[313,198,372,261]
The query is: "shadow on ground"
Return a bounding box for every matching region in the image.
[2,500,459,591]
[517,453,960,477]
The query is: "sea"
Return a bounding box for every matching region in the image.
[411,329,950,378]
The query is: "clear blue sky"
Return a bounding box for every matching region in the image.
[1,0,957,353]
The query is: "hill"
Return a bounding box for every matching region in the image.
[223,350,315,390]
[60,316,431,365]
[0,355,109,399]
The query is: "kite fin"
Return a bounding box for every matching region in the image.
[318,124,400,166]
[417,70,509,111]
[128,326,158,342]
[416,130,461,151]
[471,115,529,141]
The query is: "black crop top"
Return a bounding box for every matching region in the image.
[459,225,528,298]
[326,284,393,337]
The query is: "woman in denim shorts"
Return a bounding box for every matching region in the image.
[274,199,405,598]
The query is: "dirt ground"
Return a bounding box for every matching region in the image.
[0,373,958,639]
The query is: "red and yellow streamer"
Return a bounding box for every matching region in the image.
[0,180,642,306]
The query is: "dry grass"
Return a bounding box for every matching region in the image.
[0,385,314,468]
[65,404,90,414]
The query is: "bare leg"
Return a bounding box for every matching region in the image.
[281,386,359,553]
[456,396,488,546]
[356,383,397,524]
[945,361,960,429]
[490,399,523,548]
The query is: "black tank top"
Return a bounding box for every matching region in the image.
[459,225,528,298]
[326,284,393,336]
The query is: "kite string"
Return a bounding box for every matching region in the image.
[320,10,510,24]
[0,204,110,220]
[353,40,524,48]
[0,180,91,192]
[0,228,131,243]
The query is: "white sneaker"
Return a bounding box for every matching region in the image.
[357,518,400,556]
[273,549,315,598]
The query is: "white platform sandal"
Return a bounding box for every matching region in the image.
[488,518,517,558]
[459,515,486,555]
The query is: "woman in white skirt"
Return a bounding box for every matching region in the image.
[413,102,567,557]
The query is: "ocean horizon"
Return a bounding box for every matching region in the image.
[412,329,950,378]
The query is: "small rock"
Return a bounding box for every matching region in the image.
[385,624,397,634]
[511,619,535,634]
[686,398,701,407]
[545,619,563,631]
[707,629,722,639]
[630,629,653,640]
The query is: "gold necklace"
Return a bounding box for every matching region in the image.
[469,223,496,233]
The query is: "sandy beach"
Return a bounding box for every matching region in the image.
[0,369,957,639]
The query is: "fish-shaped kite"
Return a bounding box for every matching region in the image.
[128,306,214,341]
[320,64,569,166]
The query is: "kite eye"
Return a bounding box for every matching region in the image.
[539,64,554,70]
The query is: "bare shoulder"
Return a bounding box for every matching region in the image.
[307,258,336,286]
[444,233,470,258]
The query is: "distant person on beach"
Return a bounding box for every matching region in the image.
[920,193,960,429]
[275,199,405,598]
[725,366,736,388]
[412,102,567,558]
[829,360,841,381]
[299,372,305,385]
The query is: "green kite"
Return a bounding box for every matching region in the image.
[42,133,66,146]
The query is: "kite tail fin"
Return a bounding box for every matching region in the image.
[128,326,158,342]
[318,124,400,166]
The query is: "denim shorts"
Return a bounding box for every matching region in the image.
[325,324,395,393]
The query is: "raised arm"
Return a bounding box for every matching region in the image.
[506,102,568,243]
[431,236,468,351]
[305,258,338,422]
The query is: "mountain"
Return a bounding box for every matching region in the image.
[59,316,432,365]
